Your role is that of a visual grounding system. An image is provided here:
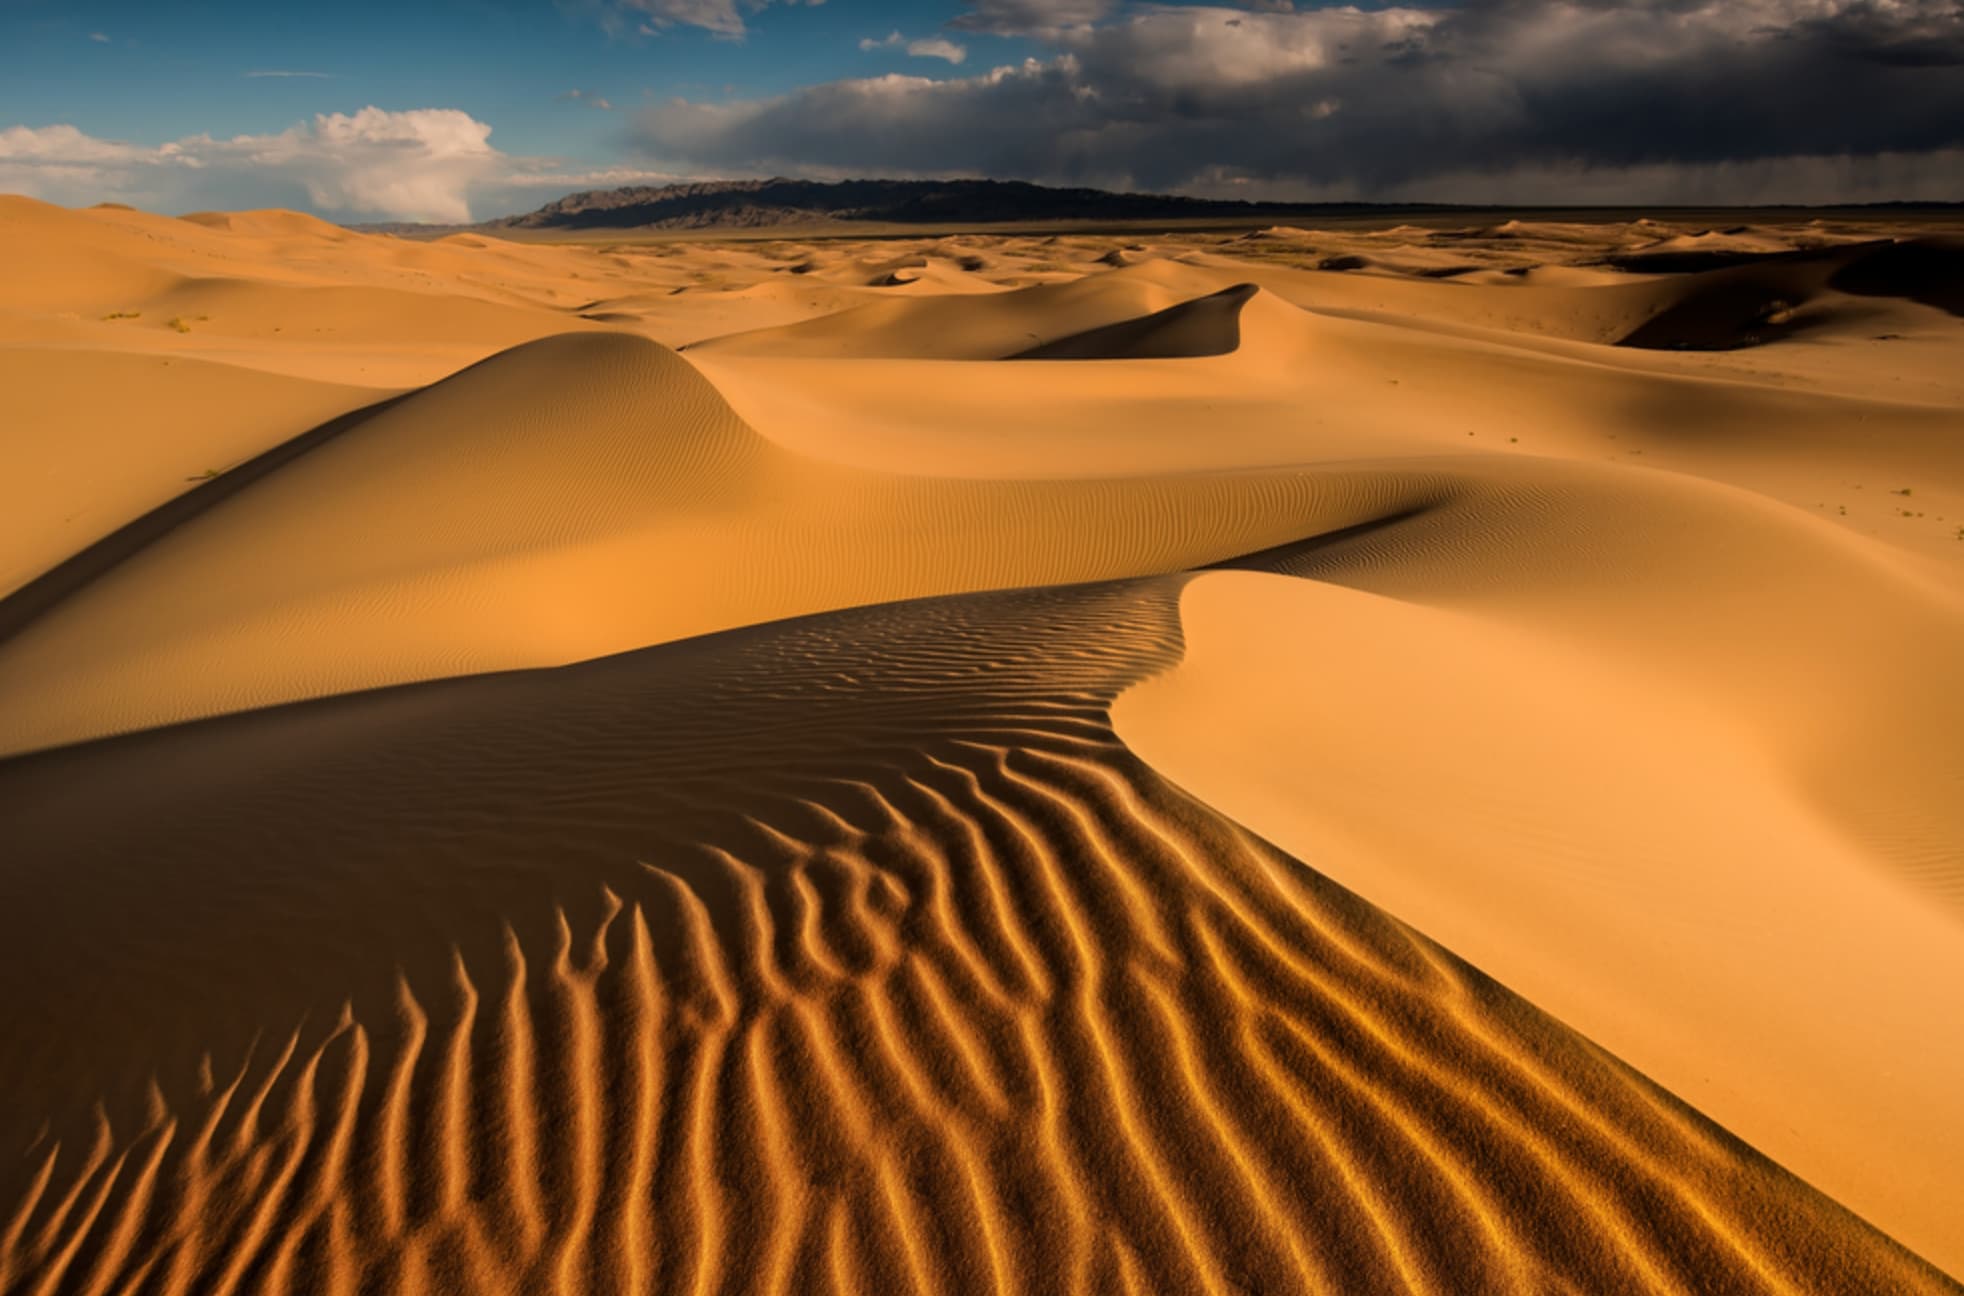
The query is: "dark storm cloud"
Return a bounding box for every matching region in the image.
[630,0,1964,201]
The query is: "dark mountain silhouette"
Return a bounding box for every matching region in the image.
[349,179,1964,237]
[482,178,1402,232]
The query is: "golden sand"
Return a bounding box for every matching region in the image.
[1,194,1959,1292]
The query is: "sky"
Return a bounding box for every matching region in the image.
[2,0,1961,222]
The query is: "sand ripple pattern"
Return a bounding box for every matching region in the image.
[0,579,1953,1295]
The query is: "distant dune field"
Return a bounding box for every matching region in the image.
[2,194,1960,1293]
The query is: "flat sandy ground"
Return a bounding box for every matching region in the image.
[1,195,1961,1293]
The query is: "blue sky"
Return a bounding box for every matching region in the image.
[2,1,1960,221]
[0,0,1020,162]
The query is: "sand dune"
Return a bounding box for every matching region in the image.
[0,348,386,596]
[0,327,1431,754]
[1,576,1954,1295]
[2,200,1962,1292]
[1120,547,1964,1268]
[1012,283,1259,359]
[687,259,1228,359]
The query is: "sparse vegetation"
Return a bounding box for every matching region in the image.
[185,467,222,482]
[167,316,192,333]
[102,310,140,321]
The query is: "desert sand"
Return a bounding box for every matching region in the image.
[1,193,1960,1293]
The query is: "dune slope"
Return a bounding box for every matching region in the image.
[1081,284,1964,1264]
[0,329,1439,755]
[1011,283,1259,360]
[1,575,1954,1296]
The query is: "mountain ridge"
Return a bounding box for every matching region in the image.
[354,176,1443,235]
[349,179,1964,237]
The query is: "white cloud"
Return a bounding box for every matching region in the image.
[905,37,969,65]
[949,0,1113,36]
[605,0,827,39]
[0,108,507,223]
[620,0,747,37]
[859,31,970,64]
[88,32,110,44]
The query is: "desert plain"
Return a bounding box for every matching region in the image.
[1,195,1961,1293]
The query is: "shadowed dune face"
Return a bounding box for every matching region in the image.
[1010,283,1260,360]
[3,202,1964,1294]
[1611,241,1884,351]
[1829,237,1964,317]
[0,577,1955,1296]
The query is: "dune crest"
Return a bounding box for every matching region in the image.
[1010,283,1260,360]
[1116,566,1964,1273]
[0,328,1445,754]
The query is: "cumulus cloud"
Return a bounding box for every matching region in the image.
[632,0,1964,202]
[859,31,970,64]
[906,37,970,64]
[0,108,510,222]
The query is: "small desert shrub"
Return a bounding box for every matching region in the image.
[102,310,140,321]
[167,316,192,333]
